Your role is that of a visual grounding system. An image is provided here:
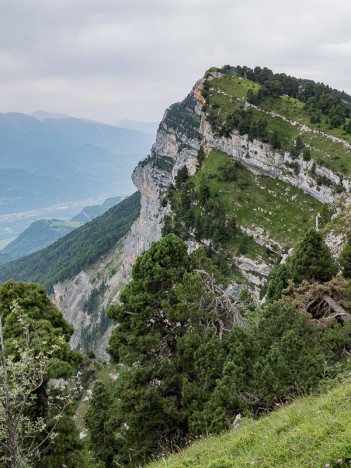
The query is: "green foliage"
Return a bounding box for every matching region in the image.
[0,192,141,292]
[303,147,311,161]
[236,65,351,128]
[341,234,351,278]
[149,378,351,468]
[319,203,334,228]
[163,94,201,141]
[154,155,175,173]
[265,263,290,301]
[289,228,338,284]
[251,300,324,406]
[208,69,351,177]
[84,381,115,466]
[0,281,83,467]
[265,229,338,300]
[175,165,190,189]
[196,145,206,170]
[102,235,220,465]
[0,281,80,376]
[85,234,348,465]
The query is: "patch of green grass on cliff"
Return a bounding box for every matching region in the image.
[303,132,351,176]
[207,74,351,176]
[196,150,321,247]
[210,74,260,99]
[149,377,351,468]
[323,203,351,237]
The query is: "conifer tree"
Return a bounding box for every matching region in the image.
[265,263,290,302]
[341,234,351,278]
[87,235,238,465]
[175,165,189,189]
[0,281,83,467]
[289,228,338,284]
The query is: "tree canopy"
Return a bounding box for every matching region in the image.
[85,234,347,466]
[0,281,83,467]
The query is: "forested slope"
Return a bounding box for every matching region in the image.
[0,191,140,291]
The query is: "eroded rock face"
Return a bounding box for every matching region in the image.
[52,88,201,358]
[53,71,351,357]
[52,240,127,361]
[121,103,200,276]
[201,119,348,205]
[325,231,347,259]
[53,272,93,350]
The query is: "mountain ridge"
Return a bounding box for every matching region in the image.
[2,65,351,364]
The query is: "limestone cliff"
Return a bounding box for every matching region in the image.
[121,91,201,275]
[129,71,350,283]
[53,68,351,356]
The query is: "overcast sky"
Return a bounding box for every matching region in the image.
[1,0,350,124]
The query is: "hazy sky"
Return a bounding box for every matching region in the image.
[1,0,350,124]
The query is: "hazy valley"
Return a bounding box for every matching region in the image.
[0,112,155,245]
[2,64,351,467]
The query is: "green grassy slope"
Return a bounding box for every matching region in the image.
[0,192,140,291]
[199,150,322,247]
[150,377,351,468]
[165,149,322,289]
[206,73,351,177]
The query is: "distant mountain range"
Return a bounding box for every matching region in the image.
[115,119,159,135]
[31,110,71,121]
[0,112,154,216]
[0,112,153,244]
[71,195,124,223]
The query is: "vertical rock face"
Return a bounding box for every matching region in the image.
[52,239,127,361]
[52,88,201,357]
[121,92,201,275]
[202,122,348,204]
[53,70,351,356]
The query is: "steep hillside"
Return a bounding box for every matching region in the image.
[0,219,81,262]
[0,192,140,291]
[0,196,124,263]
[2,66,350,357]
[63,67,351,465]
[3,65,351,355]
[0,192,140,357]
[114,66,351,297]
[71,195,124,223]
[149,376,351,468]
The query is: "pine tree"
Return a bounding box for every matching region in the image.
[341,235,351,278]
[89,235,238,465]
[289,228,338,284]
[0,281,83,467]
[175,165,189,189]
[84,381,114,466]
[252,299,324,407]
[199,177,210,205]
[266,263,290,302]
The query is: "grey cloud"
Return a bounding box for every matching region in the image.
[0,0,350,122]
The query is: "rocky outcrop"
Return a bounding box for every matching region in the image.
[121,96,201,276]
[201,118,349,205]
[53,89,201,357]
[235,255,271,290]
[52,239,127,361]
[325,231,347,259]
[53,70,351,357]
